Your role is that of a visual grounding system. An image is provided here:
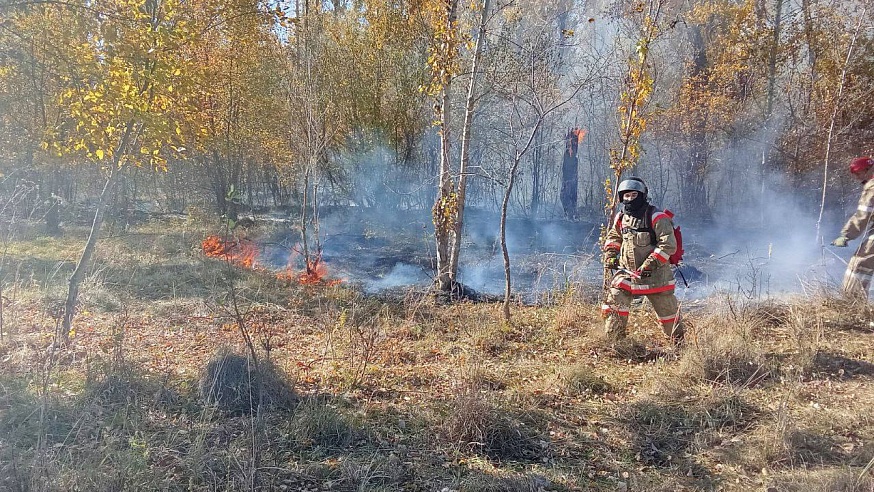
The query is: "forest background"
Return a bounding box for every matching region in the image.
[2,0,873,266]
[1,0,874,490]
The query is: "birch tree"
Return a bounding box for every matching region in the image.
[17,0,202,340]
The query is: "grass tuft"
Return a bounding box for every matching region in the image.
[288,396,356,448]
[459,471,552,491]
[562,363,610,396]
[679,313,770,386]
[440,392,546,461]
[624,399,695,467]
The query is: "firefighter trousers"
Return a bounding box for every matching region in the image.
[843,237,874,299]
[604,288,684,341]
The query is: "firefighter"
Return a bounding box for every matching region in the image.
[602,177,684,342]
[831,156,874,299]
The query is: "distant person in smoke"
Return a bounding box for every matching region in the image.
[601,177,684,343]
[832,156,874,300]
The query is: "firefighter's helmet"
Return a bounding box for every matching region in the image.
[849,156,873,174]
[617,177,648,200]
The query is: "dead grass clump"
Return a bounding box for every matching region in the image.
[613,337,661,362]
[679,316,770,386]
[744,301,790,329]
[258,359,298,409]
[459,471,552,492]
[780,302,826,375]
[766,467,874,491]
[743,396,854,472]
[459,365,507,391]
[562,363,610,396]
[624,400,695,466]
[553,301,586,332]
[198,349,295,415]
[288,397,355,448]
[552,291,597,334]
[199,351,257,414]
[441,393,546,461]
[84,369,158,411]
[394,321,427,341]
[335,452,409,490]
[694,393,758,433]
[0,376,77,451]
[805,351,874,379]
[472,326,509,356]
[780,429,844,465]
[819,295,874,332]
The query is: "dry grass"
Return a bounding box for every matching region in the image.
[678,300,772,387]
[1,220,874,491]
[561,363,611,396]
[440,389,547,460]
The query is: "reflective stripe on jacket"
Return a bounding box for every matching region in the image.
[603,207,677,295]
[841,179,874,241]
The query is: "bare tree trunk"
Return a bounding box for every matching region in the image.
[530,127,544,215]
[801,0,817,69]
[433,96,454,290]
[602,0,662,295]
[685,24,712,220]
[448,0,489,285]
[500,156,520,320]
[300,168,310,264]
[502,112,555,320]
[816,11,865,242]
[62,123,135,341]
[765,0,784,119]
[560,128,581,219]
[433,0,459,292]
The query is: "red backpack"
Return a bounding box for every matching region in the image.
[641,206,684,265]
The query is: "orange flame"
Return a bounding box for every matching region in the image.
[203,235,343,286]
[273,248,343,286]
[297,253,342,286]
[202,235,257,268]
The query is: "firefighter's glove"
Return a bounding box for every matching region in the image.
[832,236,849,247]
[604,256,620,270]
[636,259,656,278]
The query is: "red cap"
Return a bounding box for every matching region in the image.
[850,156,873,174]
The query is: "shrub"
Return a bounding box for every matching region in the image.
[198,349,295,415]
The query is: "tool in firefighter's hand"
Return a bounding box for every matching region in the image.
[615,267,642,279]
[832,236,849,247]
[822,244,849,265]
[675,265,689,287]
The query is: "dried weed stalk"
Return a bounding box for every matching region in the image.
[679,304,771,386]
[440,390,545,461]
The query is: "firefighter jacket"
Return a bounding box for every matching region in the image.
[840,179,874,241]
[603,207,677,295]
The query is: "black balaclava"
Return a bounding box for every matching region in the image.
[622,192,648,218]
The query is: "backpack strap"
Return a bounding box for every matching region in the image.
[637,205,657,245]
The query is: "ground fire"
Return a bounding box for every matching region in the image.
[201,235,257,268]
[293,253,340,286]
[201,235,341,286]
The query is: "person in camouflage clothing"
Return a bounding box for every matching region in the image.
[832,156,874,299]
[602,177,684,342]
